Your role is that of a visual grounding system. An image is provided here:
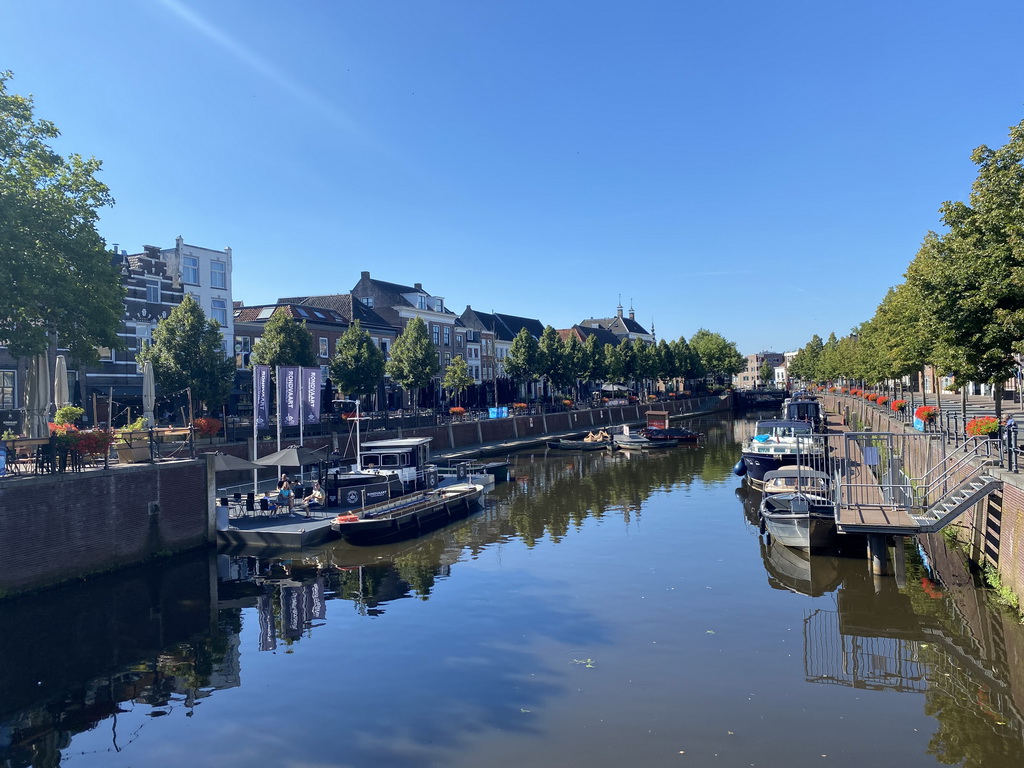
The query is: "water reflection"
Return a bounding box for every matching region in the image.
[5,413,1024,766]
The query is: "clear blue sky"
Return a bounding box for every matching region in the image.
[5,1,1024,354]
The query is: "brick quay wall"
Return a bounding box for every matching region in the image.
[0,396,729,598]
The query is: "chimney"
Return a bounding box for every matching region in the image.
[616,303,623,319]
[414,282,422,291]
[361,270,370,280]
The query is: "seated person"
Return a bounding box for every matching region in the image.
[277,480,294,512]
[260,492,277,512]
[301,481,326,512]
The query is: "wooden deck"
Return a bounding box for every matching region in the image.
[823,412,920,535]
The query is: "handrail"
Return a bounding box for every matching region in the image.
[919,438,998,491]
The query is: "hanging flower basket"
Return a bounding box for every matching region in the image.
[449,406,466,417]
[867,393,878,402]
[966,416,1000,437]
[891,399,907,412]
[876,396,889,406]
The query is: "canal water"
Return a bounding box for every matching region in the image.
[2,412,1024,767]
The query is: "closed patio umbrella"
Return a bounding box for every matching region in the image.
[54,355,70,410]
[25,353,50,438]
[142,360,156,427]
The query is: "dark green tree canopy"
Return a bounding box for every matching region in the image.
[0,71,124,361]
[443,355,474,405]
[250,308,316,368]
[689,329,745,383]
[505,328,541,384]
[329,320,385,398]
[137,295,234,412]
[386,317,439,392]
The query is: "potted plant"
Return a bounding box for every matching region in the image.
[115,416,151,463]
[193,416,222,443]
[915,405,938,423]
[966,416,1000,437]
[876,395,889,407]
[449,406,466,420]
[891,399,907,413]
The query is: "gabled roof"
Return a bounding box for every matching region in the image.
[279,293,393,329]
[562,324,620,348]
[234,303,347,324]
[493,312,544,342]
[581,315,651,337]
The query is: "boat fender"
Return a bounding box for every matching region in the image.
[457,464,468,481]
[733,460,747,477]
[758,514,766,536]
[335,514,359,523]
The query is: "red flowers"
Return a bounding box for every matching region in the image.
[193,417,222,438]
[966,416,999,436]
[891,399,907,412]
[915,406,938,422]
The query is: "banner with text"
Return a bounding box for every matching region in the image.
[301,367,322,425]
[253,365,271,429]
[278,366,300,427]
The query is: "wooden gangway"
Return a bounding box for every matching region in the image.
[820,411,1001,537]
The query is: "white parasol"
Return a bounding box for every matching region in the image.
[142,359,156,428]
[54,354,70,410]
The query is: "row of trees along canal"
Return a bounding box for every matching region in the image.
[0,71,745,418]
[787,118,1024,419]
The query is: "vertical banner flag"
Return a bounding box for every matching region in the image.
[253,365,271,429]
[278,366,300,427]
[301,367,322,424]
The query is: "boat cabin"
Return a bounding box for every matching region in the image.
[782,398,824,429]
[646,410,670,430]
[752,419,816,441]
[762,467,832,496]
[358,437,435,488]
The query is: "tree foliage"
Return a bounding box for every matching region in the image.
[443,355,474,405]
[386,317,439,394]
[689,329,745,384]
[250,308,316,368]
[137,295,234,412]
[0,71,124,361]
[505,328,540,385]
[329,320,385,398]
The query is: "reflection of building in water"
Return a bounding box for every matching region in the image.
[803,608,927,692]
[0,552,238,768]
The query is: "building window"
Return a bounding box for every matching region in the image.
[432,325,440,345]
[418,296,426,310]
[211,299,228,327]
[0,370,14,409]
[145,279,160,303]
[182,255,199,285]
[456,334,463,348]
[361,296,374,308]
[319,337,329,358]
[380,340,389,359]
[444,353,451,367]
[97,346,114,362]
[211,260,226,289]
[443,327,451,346]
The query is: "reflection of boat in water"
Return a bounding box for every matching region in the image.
[761,537,842,597]
[758,466,836,550]
[613,426,678,450]
[332,483,485,545]
[637,426,701,443]
[547,439,615,451]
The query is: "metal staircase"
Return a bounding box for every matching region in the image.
[908,472,1002,533]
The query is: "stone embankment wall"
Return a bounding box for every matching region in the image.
[0,460,207,597]
[0,396,728,597]
[824,394,1024,603]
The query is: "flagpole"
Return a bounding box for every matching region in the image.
[252,365,258,496]
[299,366,305,448]
[276,365,282,488]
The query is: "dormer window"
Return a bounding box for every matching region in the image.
[417,296,426,310]
[361,296,374,308]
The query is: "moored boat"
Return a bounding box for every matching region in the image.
[637,426,701,443]
[758,466,836,551]
[331,482,485,545]
[738,419,827,488]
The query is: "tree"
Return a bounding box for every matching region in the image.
[583,333,606,384]
[0,71,124,361]
[443,355,474,407]
[689,329,745,386]
[250,308,316,368]
[137,295,234,414]
[386,317,439,409]
[915,121,1024,416]
[633,342,659,397]
[505,328,541,397]
[537,325,566,401]
[789,334,824,383]
[758,359,774,387]
[329,320,385,399]
[563,333,587,401]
